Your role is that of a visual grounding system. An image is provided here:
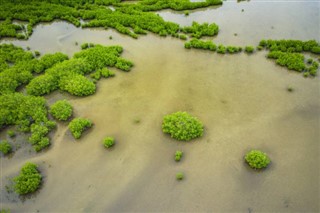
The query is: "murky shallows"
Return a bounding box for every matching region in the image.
[0,2,319,212]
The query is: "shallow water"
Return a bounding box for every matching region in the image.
[1,1,319,212]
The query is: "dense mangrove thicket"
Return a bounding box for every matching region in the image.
[0,43,133,151]
[0,0,222,40]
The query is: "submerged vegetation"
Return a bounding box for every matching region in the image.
[245,150,271,170]
[13,162,42,195]
[162,112,204,141]
[0,0,222,40]
[68,118,93,139]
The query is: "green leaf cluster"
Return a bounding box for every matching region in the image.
[68,118,93,139]
[245,150,270,169]
[0,140,12,155]
[49,100,73,121]
[244,46,254,53]
[162,111,204,141]
[13,162,42,195]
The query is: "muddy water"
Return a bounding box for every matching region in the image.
[1,2,320,212]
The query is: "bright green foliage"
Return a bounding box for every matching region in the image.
[0,140,12,155]
[267,51,305,72]
[226,46,242,54]
[49,100,73,121]
[184,38,216,51]
[13,162,42,195]
[176,172,184,180]
[259,39,320,54]
[29,122,56,152]
[34,51,41,57]
[90,68,115,80]
[175,150,183,161]
[245,46,254,53]
[26,74,58,96]
[103,137,115,148]
[162,111,204,141]
[81,43,95,50]
[260,39,320,77]
[68,118,93,139]
[59,74,96,96]
[217,45,226,54]
[34,53,69,73]
[0,93,53,151]
[7,130,15,137]
[182,22,219,39]
[115,58,134,72]
[245,150,270,169]
[0,209,10,213]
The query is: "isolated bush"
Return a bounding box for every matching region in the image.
[162,111,204,141]
[49,100,73,121]
[176,172,184,180]
[0,140,12,155]
[13,162,42,195]
[245,150,270,169]
[103,137,115,148]
[68,118,93,139]
[175,150,183,161]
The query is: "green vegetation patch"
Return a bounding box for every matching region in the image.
[176,172,184,180]
[162,111,204,141]
[0,140,12,155]
[0,93,55,151]
[175,150,183,161]
[182,22,219,39]
[259,39,320,77]
[7,130,15,138]
[68,118,93,139]
[0,0,221,40]
[103,137,115,148]
[13,162,42,195]
[245,150,270,169]
[49,100,73,121]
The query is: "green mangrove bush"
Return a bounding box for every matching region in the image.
[68,118,93,139]
[162,111,204,141]
[176,172,184,180]
[0,93,54,151]
[49,100,73,121]
[0,140,12,155]
[13,162,42,195]
[245,150,270,169]
[175,150,183,161]
[103,137,115,148]
[245,46,254,53]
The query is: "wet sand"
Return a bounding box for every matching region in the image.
[1,1,319,212]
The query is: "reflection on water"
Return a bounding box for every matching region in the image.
[0,2,319,212]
